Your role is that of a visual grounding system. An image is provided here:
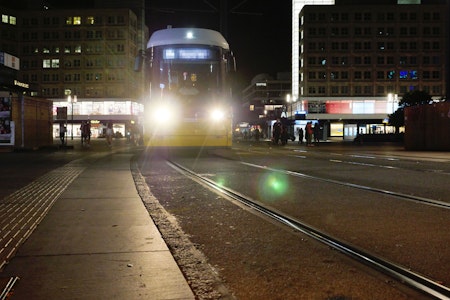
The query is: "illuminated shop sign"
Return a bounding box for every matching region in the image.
[14,80,29,89]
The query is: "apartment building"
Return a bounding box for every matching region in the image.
[1,1,148,140]
[292,0,448,140]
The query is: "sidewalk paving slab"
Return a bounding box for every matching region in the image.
[1,150,195,300]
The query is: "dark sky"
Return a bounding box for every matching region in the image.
[145,1,292,87]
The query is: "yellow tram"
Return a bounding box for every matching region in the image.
[143,27,236,148]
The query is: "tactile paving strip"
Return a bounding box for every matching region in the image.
[0,161,86,271]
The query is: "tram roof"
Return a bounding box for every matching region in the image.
[147,28,229,50]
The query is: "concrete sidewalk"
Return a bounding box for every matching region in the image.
[1,147,195,299]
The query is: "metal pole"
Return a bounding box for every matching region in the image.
[71,101,74,140]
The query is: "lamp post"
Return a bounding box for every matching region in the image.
[68,95,77,140]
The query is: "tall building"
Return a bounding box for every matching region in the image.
[0,1,148,139]
[292,0,335,105]
[292,0,448,140]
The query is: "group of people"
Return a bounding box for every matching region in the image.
[58,121,91,147]
[270,120,321,146]
[298,122,320,146]
[58,121,131,148]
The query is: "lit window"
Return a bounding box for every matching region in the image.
[87,16,95,25]
[10,16,16,25]
[73,16,81,25]
[399,71,408,79]
[43,59,51,68]
[75,45,82,53]
[2,14,8,23]
[51,59,60,68]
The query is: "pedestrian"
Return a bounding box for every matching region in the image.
[306,122,313,146]
[106,121,113,146]
[313,123,320,144]
[81,120,91,147]
[59,123,66,145]
[280,124,288,145]
[80,121,86,146]
[298,127,304,144]
[272,119,282,145]
[254,128,260,141]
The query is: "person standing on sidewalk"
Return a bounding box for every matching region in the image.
[313,123,320,144]
[81,121,91,147]
[59,123,67,146]
[298,127,304,144]
[306,122,313,146]
[106,121,113,147]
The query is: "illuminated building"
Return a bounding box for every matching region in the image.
[0,1,148,139]
[292,0,447,140]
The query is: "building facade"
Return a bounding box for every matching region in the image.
[1,1,148,142]
[240,73,292,140]
[291,0,448,140]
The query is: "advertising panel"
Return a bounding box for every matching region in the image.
[0,96,13,144]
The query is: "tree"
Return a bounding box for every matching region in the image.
[388,90,432,133]
[400,90,432,107]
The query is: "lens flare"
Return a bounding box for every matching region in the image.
[258,172,289,201]
[215,176,226,187]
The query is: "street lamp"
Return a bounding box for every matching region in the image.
[68,95,77,140]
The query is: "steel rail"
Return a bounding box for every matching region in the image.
[168,160,450,300]
[241,162,450,209]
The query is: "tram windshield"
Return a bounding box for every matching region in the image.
[165,61,220,97]
[151,46,224,102]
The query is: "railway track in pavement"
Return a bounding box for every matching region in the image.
[166,159,450,299]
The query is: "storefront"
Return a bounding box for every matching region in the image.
[52,99,144,140]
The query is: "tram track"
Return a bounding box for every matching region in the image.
[241,162,450,209]
[231,145,449,203]
[167,159,450,300]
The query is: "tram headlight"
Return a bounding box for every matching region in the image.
[148,103,178,125]
[152,106,170,121]
[209,108,225,121]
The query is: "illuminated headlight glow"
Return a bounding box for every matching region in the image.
[209,109,225,121]
[148,102,179,125]
[151,106,170,122]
